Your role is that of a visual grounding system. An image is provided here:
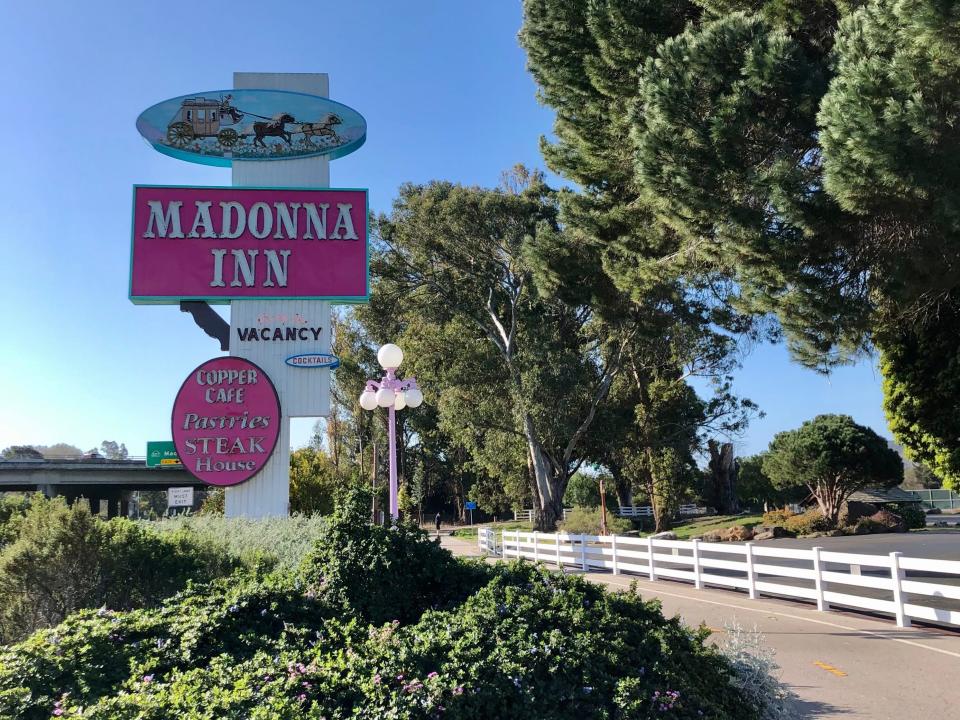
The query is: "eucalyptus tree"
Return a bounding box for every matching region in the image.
[370,175,630,530]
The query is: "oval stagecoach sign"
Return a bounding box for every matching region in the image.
[171,357,281,486]
[136,89,366,166]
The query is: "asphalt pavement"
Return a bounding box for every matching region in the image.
[440,533,960,719]
[761,529,960,560]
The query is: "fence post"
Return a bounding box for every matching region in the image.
[890,552,911,628]
[580,534,588,571]
[647,536,657,581]
[611,534,619,576]
[812,546,828,612]
[691,539,702,590]
[556,532,562,568]
[745,542,757,599]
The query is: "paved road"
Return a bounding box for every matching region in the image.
[762,529,960,560]
[440,534,960,719]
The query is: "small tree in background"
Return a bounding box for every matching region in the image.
[99,441,128,460]
[563,471,616,510]
[736,454,807,511]
[763,415,903,526]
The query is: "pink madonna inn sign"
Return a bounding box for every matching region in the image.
[130,185,368,303]
[172,357,281,486]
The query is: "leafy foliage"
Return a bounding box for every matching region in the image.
[300,488,487,626]
[149,514,327,571]
[558,506,633,536]
[890,502,926,530]
[782,508,831,535]
[0,494,767,720]
[879,298,960,491]
[763,415,902,526]
[0,497,240,644]
[0,494,32,549]
[563,472,617,510]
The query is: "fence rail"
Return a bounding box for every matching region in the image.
[513,508,573,523]
[493,530,960,629]
[514,505,708,522]
[617,504,708,518]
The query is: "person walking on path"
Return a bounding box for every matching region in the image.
[435,512,442,536]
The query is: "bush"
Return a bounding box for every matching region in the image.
[867,509,907,533]
[849,517,884,535]
[300,488,489,626]
[890,503,926,530]
[783,508,831,535]
[699,525,755,543]
[0,493,32,548]
[760,509,794,527]
[558,506,633,536]
[149,514,327,570]
[0,498,239,644]
[0,563,768,720]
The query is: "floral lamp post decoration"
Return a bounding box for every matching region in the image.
[358,344,424,521]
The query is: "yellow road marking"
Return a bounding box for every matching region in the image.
[813,661,847,677]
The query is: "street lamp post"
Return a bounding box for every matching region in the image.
[358,343,424,521]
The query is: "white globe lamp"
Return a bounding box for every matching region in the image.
[359,390,378,411]
[375,387,396,407]
[394,391,407,410]
[378,343,404,370]
[405,386,424,408]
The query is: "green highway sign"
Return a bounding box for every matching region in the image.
[147,441,181,468]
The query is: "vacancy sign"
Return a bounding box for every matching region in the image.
[129,185,368,303]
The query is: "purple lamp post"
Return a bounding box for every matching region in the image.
[358,343,424,521]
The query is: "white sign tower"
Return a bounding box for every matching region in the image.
[226,72,332,518]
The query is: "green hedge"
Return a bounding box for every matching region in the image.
[0,489,772,719]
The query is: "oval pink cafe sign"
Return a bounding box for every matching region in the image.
[172,357,281,486]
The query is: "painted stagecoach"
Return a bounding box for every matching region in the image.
[137,89,366,166]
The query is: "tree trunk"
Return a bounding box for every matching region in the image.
[524,415,566,531]
[609,461,632,510]
[708,440,739,515]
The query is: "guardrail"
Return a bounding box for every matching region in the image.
[617,504,708,518]
[497,530,960,629]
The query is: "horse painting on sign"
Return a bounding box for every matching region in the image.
[253,113,297,147]
[136,89,366,167]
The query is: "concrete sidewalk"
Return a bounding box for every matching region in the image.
[440,533,960,719]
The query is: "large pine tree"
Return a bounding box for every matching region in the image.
[520,0,960,485]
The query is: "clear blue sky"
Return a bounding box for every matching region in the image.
[0,1,890,458]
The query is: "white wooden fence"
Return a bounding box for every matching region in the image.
[513,508,573,523]
[617,504,708,518]
[514,505,707,522]
[478,527,499,556]
[495,530,960,629]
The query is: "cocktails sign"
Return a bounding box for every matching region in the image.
[135,89,366,166]
[129,185,368,303]
[171,357,281,486]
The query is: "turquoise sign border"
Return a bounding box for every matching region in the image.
[136,89,366,167]
[128,184,370,305]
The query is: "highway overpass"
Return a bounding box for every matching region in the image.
[0,457,205,517]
